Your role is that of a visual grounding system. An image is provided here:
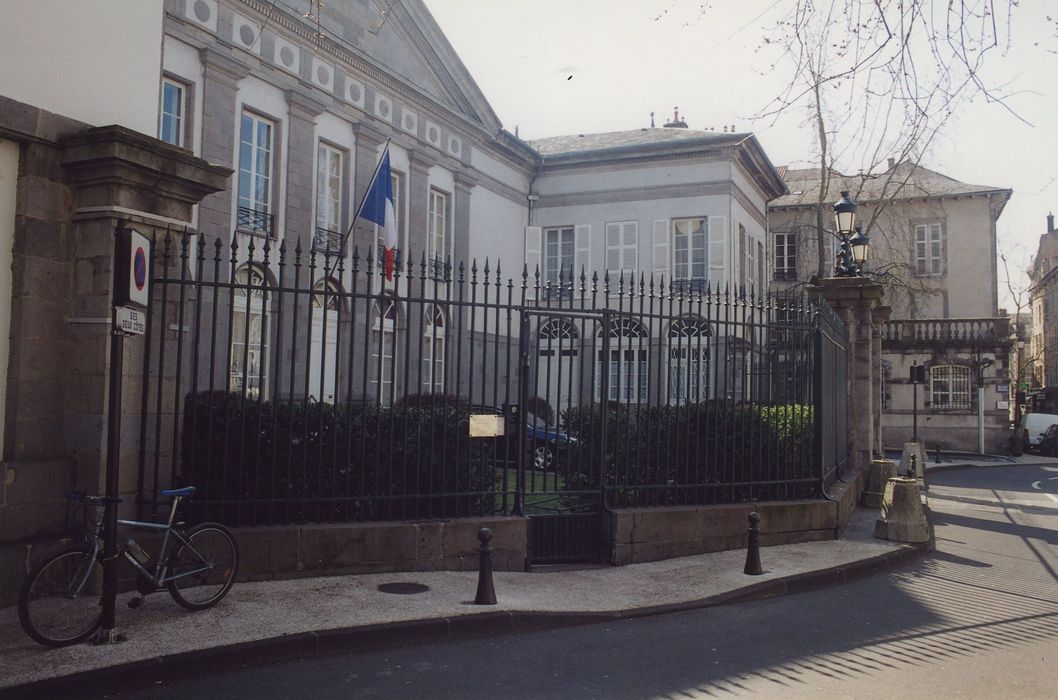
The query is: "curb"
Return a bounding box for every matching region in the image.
[3,540,930,698]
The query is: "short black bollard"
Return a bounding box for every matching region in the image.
[935,444,942,464]
[474,527,497,605]
[744,512,763,576]
[907,453,917,479]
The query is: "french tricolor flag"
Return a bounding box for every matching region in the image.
[359,148,398,280]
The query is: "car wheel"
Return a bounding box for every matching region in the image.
[532,445,554,471]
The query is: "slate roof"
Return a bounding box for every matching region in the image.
[771,162,1011,210]
[528,128,749,158]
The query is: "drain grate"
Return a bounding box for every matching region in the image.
[377,582,430,595]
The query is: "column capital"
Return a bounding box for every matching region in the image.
[352,122,387,150]
[285,90,329,120]
[199,48,251,86]
[807,277,886,312]
[453,171,479,194]
[407,147,437,174]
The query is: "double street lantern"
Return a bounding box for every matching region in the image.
[832,190,870,277]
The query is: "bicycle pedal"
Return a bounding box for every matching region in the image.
[127,597,143,609]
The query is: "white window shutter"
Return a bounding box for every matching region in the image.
[708,216,727,288]
[525,226,542,278]
[652,219,670,283]
[574,224,591,279]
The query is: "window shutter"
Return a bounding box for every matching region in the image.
[525,226,542,278]
[605,223,620,274]
[652,219,670,283]
[708,216,727,288]
[574,224,591,279]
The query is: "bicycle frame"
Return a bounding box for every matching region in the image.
[79,493,214,590]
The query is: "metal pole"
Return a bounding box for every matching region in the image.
[913,381,918,442]
[978,385,985,454]
[97,223,126,644]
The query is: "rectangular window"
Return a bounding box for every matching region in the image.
[597,348,648,402]
[544,226,575,285]
[314,142,343,249]
[915,222,945,276]
[930,365,971,410]
[743,225,755,292]
[159,78,186,147]
[238,111,274,235]
[605,221,638,276]
[672,217,707,283]
[774,232,797,279]
[428,189,448,260]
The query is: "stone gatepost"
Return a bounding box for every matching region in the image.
[0,120,228,605]
[808,278,889,477]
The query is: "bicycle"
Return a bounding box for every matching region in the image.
[17,486,239,648]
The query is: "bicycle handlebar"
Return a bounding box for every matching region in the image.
[67,491,123,506]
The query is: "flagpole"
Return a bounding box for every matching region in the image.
[325,137,392,280]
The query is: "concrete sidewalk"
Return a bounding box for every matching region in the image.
[0,501,932,696]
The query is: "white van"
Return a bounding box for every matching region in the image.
[1020,413,1058,451]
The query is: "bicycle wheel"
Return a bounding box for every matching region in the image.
[18,546,103,647]
[167,522,239,611]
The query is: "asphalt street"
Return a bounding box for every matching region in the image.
[97,463,1058,699]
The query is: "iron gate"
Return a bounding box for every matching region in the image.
[517,309,609,566]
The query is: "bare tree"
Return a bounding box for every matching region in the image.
[755,0,1019,279]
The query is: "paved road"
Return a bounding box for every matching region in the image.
[102,463,1058,699]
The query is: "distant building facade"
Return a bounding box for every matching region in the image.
[768,162,1013,453]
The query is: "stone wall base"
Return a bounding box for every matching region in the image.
[608,466,867,565]
[0,472,869,606]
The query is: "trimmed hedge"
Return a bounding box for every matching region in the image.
[560,402,816,506]
[181,391,494,525]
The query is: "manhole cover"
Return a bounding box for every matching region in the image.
[377,582,430,595]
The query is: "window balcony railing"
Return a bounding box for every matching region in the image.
[881,317,1011,345]
[773,269,799,281]
[672,278,709,294]
[428,257,450,281]
[237,206,274,237]
[312,226,343,253]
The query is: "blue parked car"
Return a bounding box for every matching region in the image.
[472,405,576,470]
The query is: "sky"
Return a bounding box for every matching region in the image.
[424,0,1058,313]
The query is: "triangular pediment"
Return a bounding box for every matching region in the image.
[314,0,501,131]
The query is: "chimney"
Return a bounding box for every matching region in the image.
[887,157,895,170]
[1049,212,1055,234]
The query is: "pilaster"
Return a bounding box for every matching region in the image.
[198,48,250,242]
[284,90,328,252]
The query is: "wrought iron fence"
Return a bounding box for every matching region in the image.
[136,229,846,527]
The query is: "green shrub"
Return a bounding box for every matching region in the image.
[560,401,816,507]
[180,391,494,526]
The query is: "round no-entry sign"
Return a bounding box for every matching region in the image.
[119,228,150,308]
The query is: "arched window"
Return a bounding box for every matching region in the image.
[309,280,341,403]
[596,318,649,402]
[930,365,971,410]
[668,317,711,404]
[537,318,581,412]
[422,304,446,393]
[371,298,399,405]
[230,265,270,398]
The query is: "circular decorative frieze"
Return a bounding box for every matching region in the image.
[193,0,211,22]
[380,102,390,117]
[428,127,439,142]
[317,66,329,84]
[348,83,362,102]
[280,46,295,66]
[404,115,414,130]
[239,25,255,46]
